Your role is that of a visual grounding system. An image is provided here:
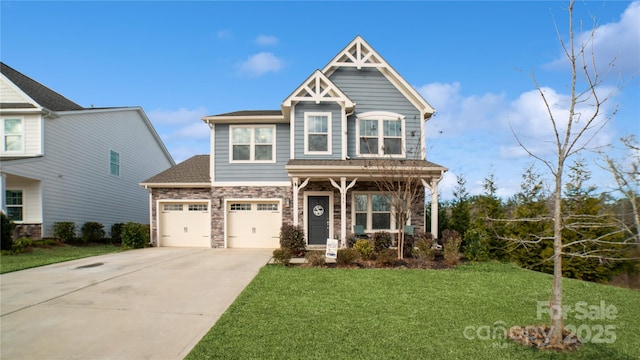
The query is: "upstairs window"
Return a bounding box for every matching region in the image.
[5,190,23,221]
[110,150,120,176]
[2,118,23,153]
[304,113,331,154]
[356,112,405,157]
[230,126,275,162]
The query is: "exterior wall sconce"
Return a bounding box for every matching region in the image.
[218,198,223,207]
[285,198,290,207]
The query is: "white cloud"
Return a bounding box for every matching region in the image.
[148,106,208,125]
[255,34,278,46]
[545,1,640,76]
[216,30,233,40]
[237,52,284,77]
[147,107,210,163]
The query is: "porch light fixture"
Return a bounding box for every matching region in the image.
[285,198,290,207]
[218,198,223,207]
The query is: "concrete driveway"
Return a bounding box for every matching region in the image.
[1,247,273,359]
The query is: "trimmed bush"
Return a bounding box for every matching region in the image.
[305,251,326,267]
[279,224,306,256]
[111,223,124,244]
[81,222,105,244]
[1,213,14,251]
[353,239,374,260]
[272,248,292,265]
[53,222,76,243]
[376,248,401,267]
[121,222,149,249]
[414,232,436,261]
[336,248,358,266]
[373,231,392,253]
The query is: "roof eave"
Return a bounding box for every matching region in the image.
[202,115,287,124]
[140,182,211,188]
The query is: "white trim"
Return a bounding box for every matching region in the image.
[156,199,211,248]
[212,181,290,187]
[289,104,296,160]
[1,116,25,155]
[229,125,276,163]
[303,191,334,245]
[355,111,406,157]
[209,123,215,183]
[223,197,283,249]
[303,112,332,155]
[5,187,25,223]
[202,115,286,124]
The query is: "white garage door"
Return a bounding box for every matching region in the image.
[159,202,211,247]
[227,201,281,248]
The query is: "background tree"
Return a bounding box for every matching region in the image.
[450,174,471,237]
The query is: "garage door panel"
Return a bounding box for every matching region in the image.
[159,202,210,247]
[227,201,281,248]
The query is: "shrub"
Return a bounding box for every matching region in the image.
[376,248,401,267]
[53,222,76,243]
[10,237,33,254]
[121,222,149,249]
[353,239,374,260]
[1,213,14,251]
[414,232,436,261]
[305,251,326,267]
[373,231,392,253]
[272,248,292,265]
[111,223,124,243]
[279,224,306,256]
[81,222,105,244]
[463,227,490,262]
[442,229,463,266]
[336,248,358,266]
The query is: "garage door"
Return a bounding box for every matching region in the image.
[159,202,211,247]
[227,201,281,248]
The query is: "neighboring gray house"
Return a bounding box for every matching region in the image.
[141,36,447,248]
[0,62,175,239]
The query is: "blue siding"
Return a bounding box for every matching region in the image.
[329,67,422,159]
[293,103,343,160]
[214,123,289,182]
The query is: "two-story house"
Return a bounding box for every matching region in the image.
[0,62,175,239]
[141,36,447,248]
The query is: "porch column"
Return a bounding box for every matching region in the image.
[329,177,357,247]
[422,177,440,239]
[292,177,309,226]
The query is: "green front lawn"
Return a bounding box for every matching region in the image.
[188,262,639,360]
[0,244,123,274]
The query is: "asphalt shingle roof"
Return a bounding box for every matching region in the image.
[1,62,84,111]
[142,155,210,184]
[207,110,282,117]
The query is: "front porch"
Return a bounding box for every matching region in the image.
[286,159,446,247]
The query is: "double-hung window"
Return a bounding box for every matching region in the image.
[5,190,23,221]
[2,118,24,153]
[305,113,331,154]
[353,193,394,231]
[230,126,275,162]
[356,112,405,157]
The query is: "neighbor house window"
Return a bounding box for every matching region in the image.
[353,193,394,231]
[230,126,275,162]
[304,113,331,154]
[2,118,23,152]
[356,112,405,156]
[5,190,23,221]
[109,150,120,176]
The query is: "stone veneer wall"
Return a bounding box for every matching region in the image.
[14,224,42,240]
[151,186,292,248]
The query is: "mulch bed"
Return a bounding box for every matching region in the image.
[508,324,582,351]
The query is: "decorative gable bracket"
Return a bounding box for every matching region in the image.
[282,70,354,110]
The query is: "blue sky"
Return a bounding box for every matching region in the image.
[2,1,638,200]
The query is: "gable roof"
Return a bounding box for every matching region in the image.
[0,62,84,111]
[140,154,210,187]
[321,36,435,120]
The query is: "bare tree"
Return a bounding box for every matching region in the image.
[511,0,625,345]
